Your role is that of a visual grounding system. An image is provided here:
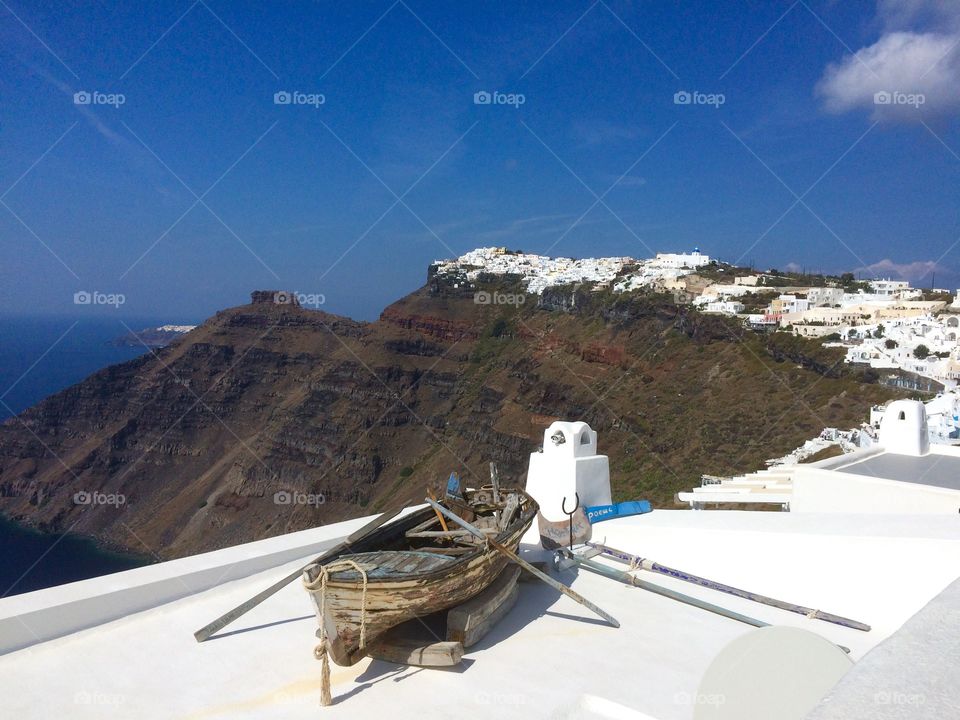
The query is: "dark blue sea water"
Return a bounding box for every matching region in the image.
[0,517,149,597]
[0,314,181,420]
[0,315,195,594]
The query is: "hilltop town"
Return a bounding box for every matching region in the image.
[432,247,960,392]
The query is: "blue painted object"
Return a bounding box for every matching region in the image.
[585,500,652,523]
[445,472,464,500]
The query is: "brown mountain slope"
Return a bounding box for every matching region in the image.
[0,280,901,558]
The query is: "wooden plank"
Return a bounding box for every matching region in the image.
[498,495,519,531]
[447,564,520,647]
[461,583,518,647]
[418,547,473,555]
[406,529,498,538]
[447,565,521,648]
[367,632,464,667]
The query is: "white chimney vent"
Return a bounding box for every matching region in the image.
[879,400,929,456]
[524,421,612,521]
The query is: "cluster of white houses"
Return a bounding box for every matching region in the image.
[432,247,711,295]
[696,277,960,388]
[435,248,960,388]
[842,314,960,388]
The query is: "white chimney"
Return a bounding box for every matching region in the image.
[879,400,929,456]
[524,421,612,521]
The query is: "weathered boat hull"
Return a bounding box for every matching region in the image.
[303,494,536,666]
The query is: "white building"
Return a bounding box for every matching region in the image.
[652,249,710,269]
[806,287,844,307]
[705,300,744,315]
[869,279,911,297]
[770,294,810,316]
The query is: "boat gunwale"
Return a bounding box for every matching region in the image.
[304,491,537,589]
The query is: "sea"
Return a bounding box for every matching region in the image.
[0,315,195,596]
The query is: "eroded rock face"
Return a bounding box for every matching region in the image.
[0,285,897,558]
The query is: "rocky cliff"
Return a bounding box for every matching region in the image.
[0,282,900,558]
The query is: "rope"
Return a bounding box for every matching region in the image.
[303,559,370,706]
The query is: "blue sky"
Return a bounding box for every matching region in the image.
[2,0,959,321]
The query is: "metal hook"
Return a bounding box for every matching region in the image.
[562,492,580,550]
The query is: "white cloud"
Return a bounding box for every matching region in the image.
[783,262,803,273]
[816,1,960,121]
[855,258,944,281]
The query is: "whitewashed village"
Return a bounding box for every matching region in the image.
[434,247,960,469]
[433,246,960,391]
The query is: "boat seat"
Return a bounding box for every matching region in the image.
[327,551,457,581]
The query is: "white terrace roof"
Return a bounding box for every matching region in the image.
[2,509,959,719]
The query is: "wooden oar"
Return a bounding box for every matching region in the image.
[566,549,852,654]
[424,497,620,628]
[193,504,409,642]
[587,541,872,632]
[561,549,769,628]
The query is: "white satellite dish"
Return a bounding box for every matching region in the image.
[692,626,853,720]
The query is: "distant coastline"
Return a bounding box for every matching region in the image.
[110,324,197,349]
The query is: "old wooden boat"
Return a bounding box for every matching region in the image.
[302,487,537,667]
